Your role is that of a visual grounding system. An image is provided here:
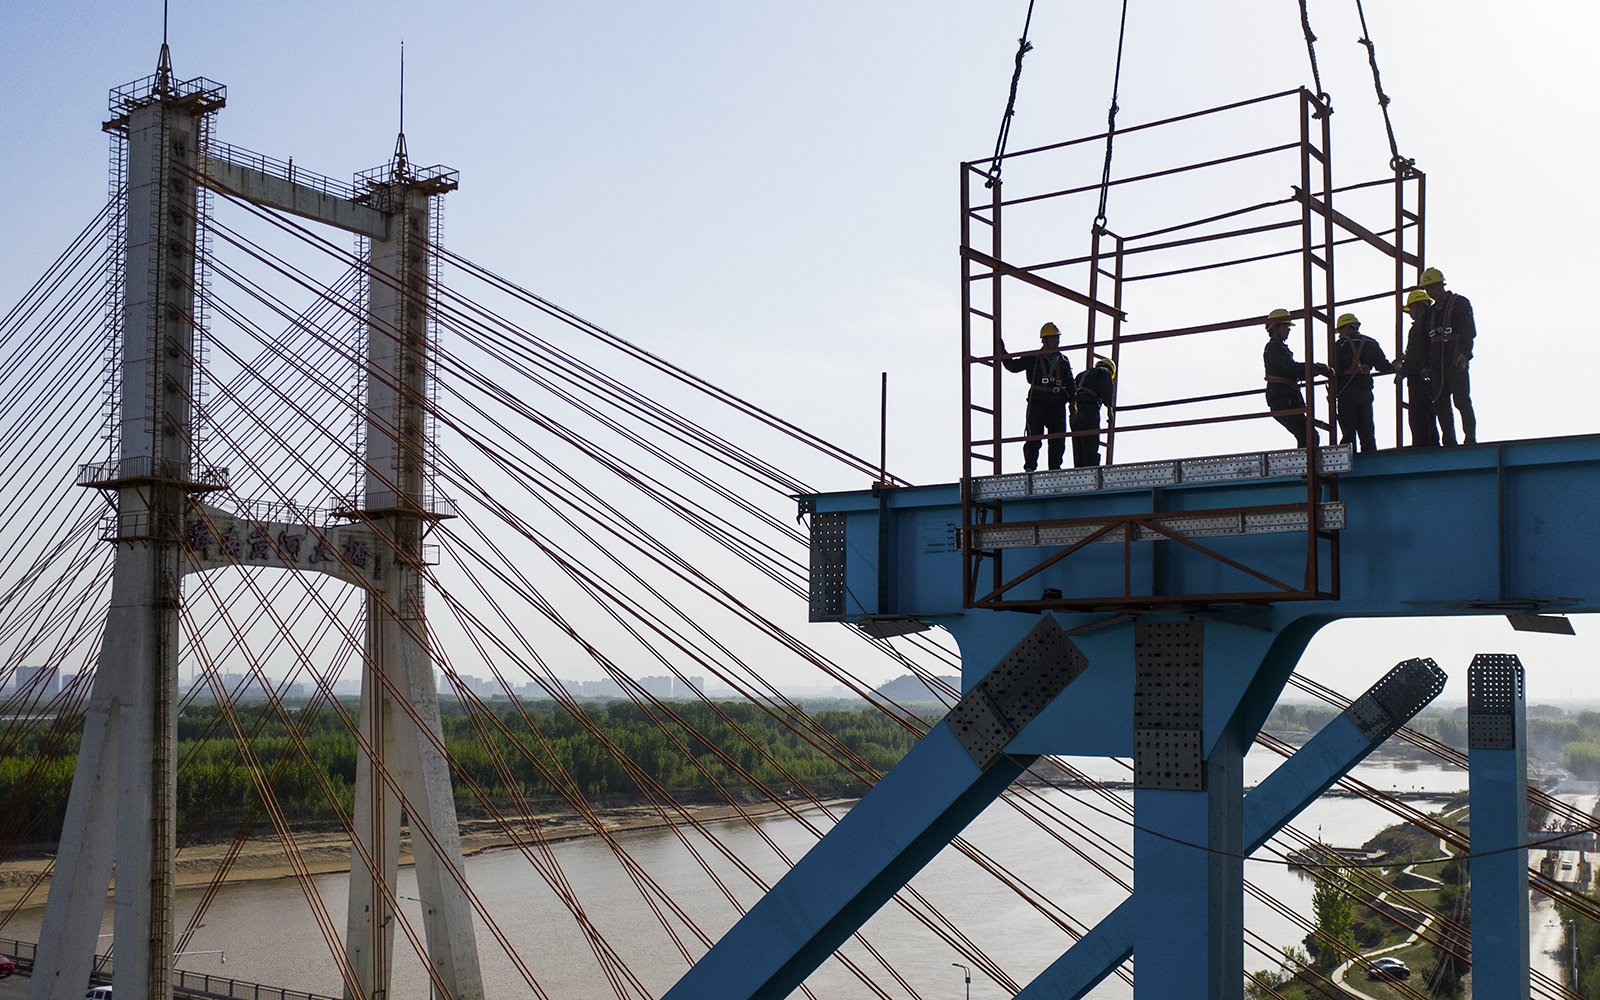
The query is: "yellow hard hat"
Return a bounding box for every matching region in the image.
[1095,357,1116,377]
[1420,267,1445,286]
[1039,321,1061,338]
[1335,313,1360,331]
[1406,289,1433,308]
[1265,309,1295,326]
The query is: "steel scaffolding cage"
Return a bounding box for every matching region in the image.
[959,87,1425,612]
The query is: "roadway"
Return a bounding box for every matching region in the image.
[1530,789,1597,989]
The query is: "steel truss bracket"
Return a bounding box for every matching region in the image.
[1468,652,1525,750]
[1132,620,1204,790]
[1017,656,1448,1000]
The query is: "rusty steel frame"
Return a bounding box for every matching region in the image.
[959,88,1424,612]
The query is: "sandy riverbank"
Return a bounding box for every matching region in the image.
[0,796,860,913]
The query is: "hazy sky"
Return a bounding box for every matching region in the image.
[3,2,1598,703]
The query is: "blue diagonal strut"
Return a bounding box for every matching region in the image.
[663,616,1088,1000]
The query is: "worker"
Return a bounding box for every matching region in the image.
[1000,322,1074,471]
[1263,309,1332,447]
[1419,266,1477,445]
[1396,289,1440,447]
[1330,314,1395,454]
[1070,357,1117,467]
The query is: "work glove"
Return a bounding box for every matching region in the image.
[1454,355,1468,372]
[1314,363,1335,378]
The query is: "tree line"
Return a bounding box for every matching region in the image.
[0,699,926,846]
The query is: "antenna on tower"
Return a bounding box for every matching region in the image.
[155,0,174,90]
[393,40,409,176]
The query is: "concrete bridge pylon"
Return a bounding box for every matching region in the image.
[28,49,483,1000]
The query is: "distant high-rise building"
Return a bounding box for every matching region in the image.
[12,665,58,698]
[579,678,623,699]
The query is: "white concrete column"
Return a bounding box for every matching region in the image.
[345,178,482,1000]
[31,71,202,1000]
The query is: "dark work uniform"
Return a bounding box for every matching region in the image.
[1003,347,1074,470]
[1264,338,1313,447]
[1332,333,1395,454]
[1070,365,1116,467]
[1422,291,1476,445]
[1398,314,1440,448]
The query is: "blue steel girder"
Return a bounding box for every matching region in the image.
[812,437,1598,759]
[672,436,1598,999]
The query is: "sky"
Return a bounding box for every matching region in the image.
[3,2,1599,705]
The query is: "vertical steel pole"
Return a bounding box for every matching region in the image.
[1105,235,1124,465]
[959,164,975,607]
[1086,227,1102,375]
[1468,653,1531,1000]
[989,171,1005,600]
[1297,91,1318,594]
[1388,165,1401,448]
[1131,621,1244,1000]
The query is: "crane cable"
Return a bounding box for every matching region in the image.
[1354,0,1415,173]
[984,0,1038,189]
[1297,0,1332,113]
[1092,0,1131,232]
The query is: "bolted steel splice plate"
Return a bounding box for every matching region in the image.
[1344,657,1446,743]
[945,616,1089,770]
[1468,652,1525,750]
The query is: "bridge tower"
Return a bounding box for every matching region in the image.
[29,48,484,1000]
[28,47,227,1000]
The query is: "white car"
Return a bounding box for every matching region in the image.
[1365,958,1410,981]
[85,987,112,1000]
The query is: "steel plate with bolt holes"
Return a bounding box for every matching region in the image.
[808,512,846,622]
[967,502,1344,551]
[968,444,1352,500]
[945,616,1089,770]
[1468,653,1524,750]
[1132,620,1205,790]
[1344,657,1446,743]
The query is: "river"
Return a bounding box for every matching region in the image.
[3,752,1467,999]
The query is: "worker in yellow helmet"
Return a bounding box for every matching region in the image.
[1069,356,1117,467]
[1263,309,1333,447]
[1330,314,1395,453]
[999,321,1075,471]
[1395,289,1440,447]
[1415,266,1477,445]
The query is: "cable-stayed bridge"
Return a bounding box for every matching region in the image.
[0,46,1595,1000]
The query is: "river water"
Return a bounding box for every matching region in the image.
[3,752,1466,999]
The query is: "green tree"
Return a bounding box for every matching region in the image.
[1311,866,1356,969]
